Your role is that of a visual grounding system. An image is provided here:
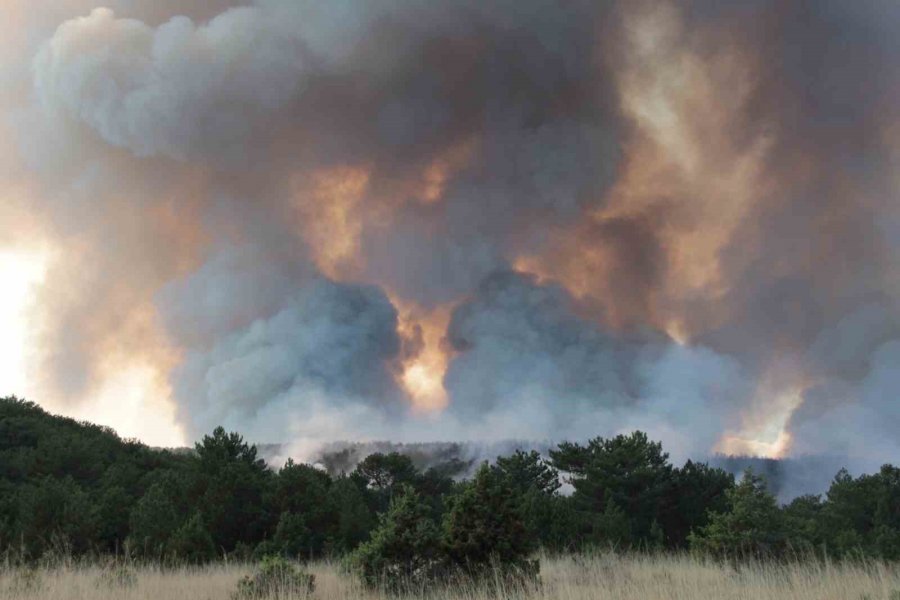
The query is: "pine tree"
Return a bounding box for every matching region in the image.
[167,512,217,564]
[689,469,786,559]
[349,486,442,590]
[442,463,538,582]
[129,483,180,558]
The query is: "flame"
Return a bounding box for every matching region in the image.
[716,430,794,459]
[393,296,453,413]
[715,377,806,458]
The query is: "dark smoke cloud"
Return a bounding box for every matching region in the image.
[1,0,898,476]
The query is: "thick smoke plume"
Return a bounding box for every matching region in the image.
[2,1,899,471]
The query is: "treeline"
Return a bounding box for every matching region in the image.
[0,396,898,565]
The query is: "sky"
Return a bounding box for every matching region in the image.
[0,0,898,464]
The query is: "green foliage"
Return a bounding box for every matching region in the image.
[442,463,538,582]
[330,476,376,553]
[517,490,583,552]
[0,396,194,558]
[266,460,337,558]
[352,452,420,514]
[256,512,321,561]
[167,512,217,564]
[348,486,443,590]
[14,476,98,558]
[95,486,132,549]
[664,460,734,548]
[551,431,675,546]
[234,556,315,599]
[196,428,272,554]
[647,520,665,551]
[350,465,540,591]
[494,450,560,496]
[817,465,900,560]
[689,469,786,559]
[783,494,825,551]
[129,483,180,557]
[2,396,900,569]
[593,498,632,548]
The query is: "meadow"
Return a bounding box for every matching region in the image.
[2,553,899,600]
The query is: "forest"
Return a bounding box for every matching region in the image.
[1,395,899,593]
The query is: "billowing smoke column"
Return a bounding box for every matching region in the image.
[2,0,899,465]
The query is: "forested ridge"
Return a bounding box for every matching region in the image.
[1,395,898,566]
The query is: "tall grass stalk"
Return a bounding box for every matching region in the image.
[1,551,898,600]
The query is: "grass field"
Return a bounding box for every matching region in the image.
[2,552,898,600]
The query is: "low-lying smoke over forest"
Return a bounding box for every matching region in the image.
[256,439,859,502]
[1,0,899,483]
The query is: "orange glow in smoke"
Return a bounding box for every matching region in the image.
[293,166,372,280]
[715,379,807,459]
[716,429,794,459]
[610,1,771,311]
[392,296,453,413]
[664,318,690,345]
[416,137,479,205]
[515,2,771,334]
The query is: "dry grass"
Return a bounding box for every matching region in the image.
[1,553,898,600]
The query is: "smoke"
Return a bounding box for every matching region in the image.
[1,0,899,475]
[161,244,406,440]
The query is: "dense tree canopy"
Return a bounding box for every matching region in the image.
[0,396,898,567]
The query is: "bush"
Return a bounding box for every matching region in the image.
[234,556,315,599]
[348,486,443,591]
[167,512,217,564]
[689,469,786,559]
[129,483,180,557]
[442,463,539,586]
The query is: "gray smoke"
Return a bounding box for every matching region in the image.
[160,244,405,441]
[443,271,748,462]
[0,0,897,486]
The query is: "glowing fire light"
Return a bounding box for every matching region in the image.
[393,298,452,413]
[715,385,805,459]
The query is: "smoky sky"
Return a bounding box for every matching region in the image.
[2,0,899,465]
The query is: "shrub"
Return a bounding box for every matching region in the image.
[689,469,786,559]
[168,512,217,564]
[234,556,315,599]
[348,486,443,591]
[129,483,179,557]
[442,463,539,586]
